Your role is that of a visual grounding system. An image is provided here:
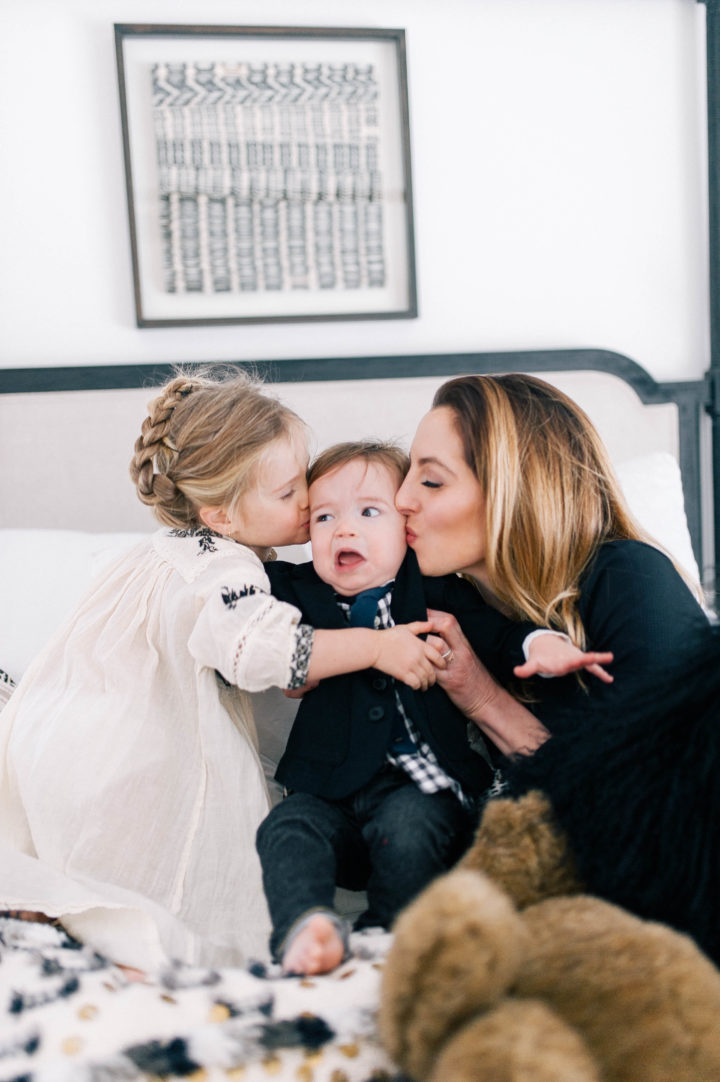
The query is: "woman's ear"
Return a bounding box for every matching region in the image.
[198,506,231,534]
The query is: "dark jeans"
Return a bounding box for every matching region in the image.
[255,765,476,959]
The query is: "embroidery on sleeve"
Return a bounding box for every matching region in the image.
[221,585,267,609]
[169,527,219,554]
[288,624,314,690]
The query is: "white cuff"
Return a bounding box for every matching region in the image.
[521,629,572,678]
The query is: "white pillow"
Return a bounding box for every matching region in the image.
[615,452,699,583]
[0,529,150,684]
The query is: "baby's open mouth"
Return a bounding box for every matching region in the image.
[335,549,365,568]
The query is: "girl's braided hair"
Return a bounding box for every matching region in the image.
[129,367,304,529]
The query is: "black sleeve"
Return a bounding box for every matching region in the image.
[526,541,711,732]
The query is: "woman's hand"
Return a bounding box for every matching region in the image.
[425,609,501,716]
[425,608,550,757]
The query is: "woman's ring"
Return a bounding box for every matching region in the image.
[441,648,454,663]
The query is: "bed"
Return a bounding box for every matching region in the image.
[0,348,712,1082]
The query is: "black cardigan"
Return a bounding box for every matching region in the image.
[501,543,718,964]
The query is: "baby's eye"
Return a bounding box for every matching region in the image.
[314,512,332,523]
[361,506,380,517]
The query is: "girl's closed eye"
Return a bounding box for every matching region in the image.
[361,506,380,517]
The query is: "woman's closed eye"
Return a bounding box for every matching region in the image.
[421,480,442,489]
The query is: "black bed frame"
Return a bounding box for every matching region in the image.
[701,0,720,594]
[0,348,710,586]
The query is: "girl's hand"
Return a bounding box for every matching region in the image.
[283,680,320,699]
[514,634,614,683]
[371,621,444,691]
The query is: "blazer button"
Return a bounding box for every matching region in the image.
[368,706,385,722]
[372,677,388,691]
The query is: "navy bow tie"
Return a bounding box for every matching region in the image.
[348,585,389,627]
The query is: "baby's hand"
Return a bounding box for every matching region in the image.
[514,632,614,683]
[371,621,442,691]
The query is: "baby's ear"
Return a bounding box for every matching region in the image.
[198,506,231,533]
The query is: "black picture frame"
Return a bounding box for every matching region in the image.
[114,23,417,327]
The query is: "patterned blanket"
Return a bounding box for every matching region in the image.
[0,916,404,1082]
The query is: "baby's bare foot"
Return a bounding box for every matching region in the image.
[282,913,346,976]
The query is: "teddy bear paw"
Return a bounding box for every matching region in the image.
[428,998,602,1082]
[379,869,528,1080]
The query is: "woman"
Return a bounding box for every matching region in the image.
[394,371,719,960]
[395,372,711,753]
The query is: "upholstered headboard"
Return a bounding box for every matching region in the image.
[0,348,710,582]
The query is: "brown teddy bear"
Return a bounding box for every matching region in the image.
[378,788,720,1082]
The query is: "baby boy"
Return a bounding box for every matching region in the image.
[259,440,609,975]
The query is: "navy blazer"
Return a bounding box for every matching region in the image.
[265,550,530,801]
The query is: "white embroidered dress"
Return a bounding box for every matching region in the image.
[0,529,306,970]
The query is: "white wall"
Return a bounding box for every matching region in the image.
[0,0,710,382]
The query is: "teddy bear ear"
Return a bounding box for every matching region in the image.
[379,868,527,1080]
[457,791,581,910]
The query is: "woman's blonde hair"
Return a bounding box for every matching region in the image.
[129,366,305,528]
[433,373,657,644]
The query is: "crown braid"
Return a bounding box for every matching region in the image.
[129,368,304,530]
[129,376,203,526]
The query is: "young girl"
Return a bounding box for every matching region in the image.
[0,369,442,972]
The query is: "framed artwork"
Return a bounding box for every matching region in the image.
[114,24,417,327]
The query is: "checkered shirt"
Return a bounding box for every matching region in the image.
[338,586,472,808]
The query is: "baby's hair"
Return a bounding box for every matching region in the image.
[129,366,305,528]
[308,440,409,490]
